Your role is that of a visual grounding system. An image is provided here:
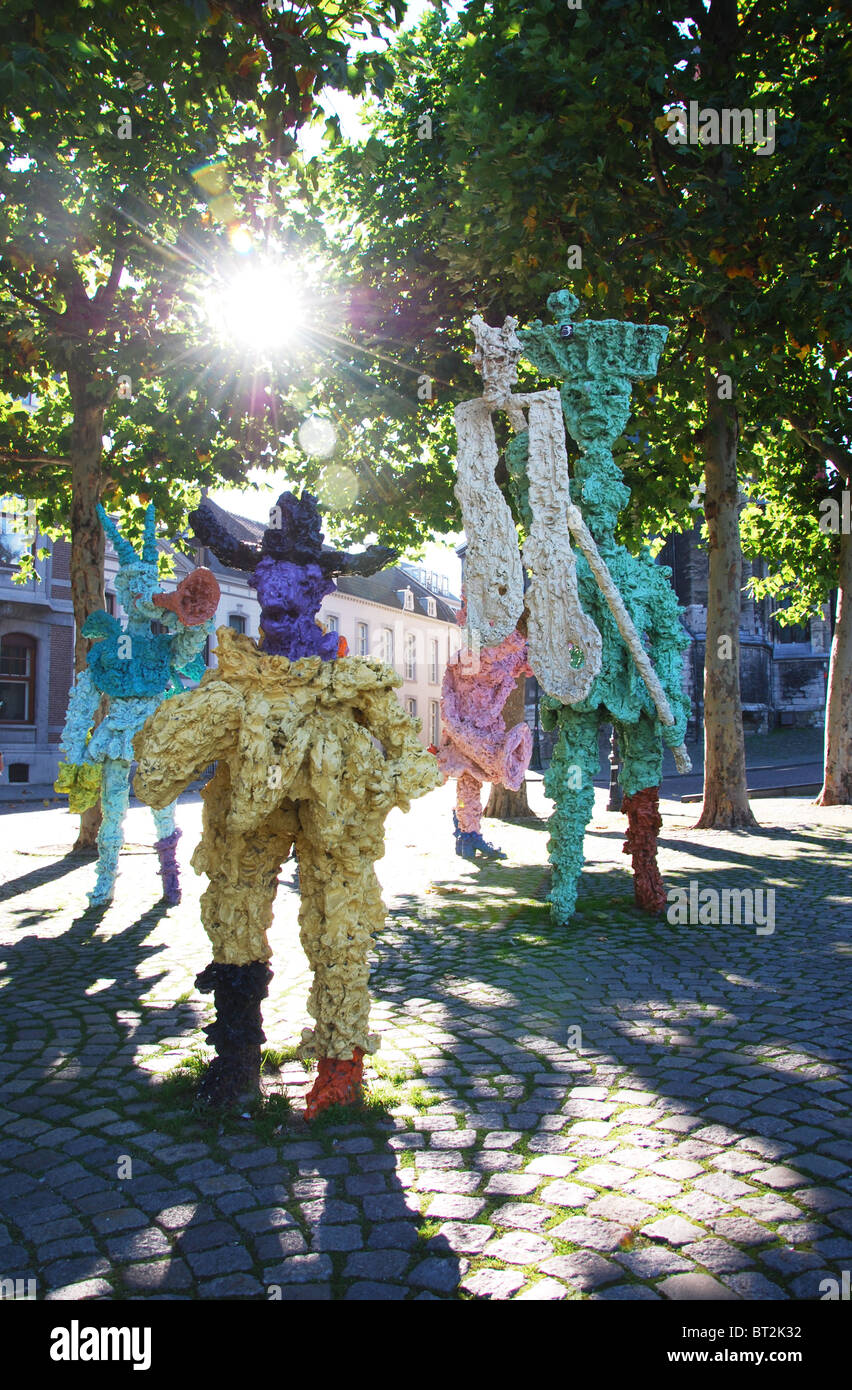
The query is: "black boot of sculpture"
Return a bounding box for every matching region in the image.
[194,961,273,1105]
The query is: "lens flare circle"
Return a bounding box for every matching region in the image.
[298,416,337,458]
[318,464,359,509]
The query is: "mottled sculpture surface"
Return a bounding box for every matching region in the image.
[452,316,526,645]
[521,388,603,701]
[508,290,692,922]
[437,624,532,858]
[55,503,219,906]
[134,492,438,1115]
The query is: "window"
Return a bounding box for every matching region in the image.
[406,697,417,719]
[326,613,339,634]
[429,638,439,684]
[772,614,810,644]
[105,592,116,616]
[427,596,437,618]
[404,632,416,680]
[381,627,394,666]
[403,588,414,611]
[357,622,369,657]
[228,613,247,634]
[429,700,441,747]
[0,633,36,723]
[0,497,34,569]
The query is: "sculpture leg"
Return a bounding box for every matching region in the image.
[193,772,294,1105]
[453,771,506,861]
[543,709,599,925]
[617,715,665,913]
[194,960,273,1105]
[151,802,181,905]
[89,757,131,906]
[297,806,383,1119]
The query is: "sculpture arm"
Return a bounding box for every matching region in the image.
[59,669,101,765]
[360,685,441,811]
[133,681,243,809]
[168,617,215,675]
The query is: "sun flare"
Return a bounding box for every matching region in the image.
[211,260,306,352]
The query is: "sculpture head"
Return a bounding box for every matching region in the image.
[97,503,161,622]
[470,314,523,407]
[252,556,338,660]
[98,502,220,629]
[189,489,398,662]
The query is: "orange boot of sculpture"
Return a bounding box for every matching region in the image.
[622,785,666,914]
[304,1048,365,1120]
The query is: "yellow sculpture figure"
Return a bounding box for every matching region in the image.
[133,493,439,1115]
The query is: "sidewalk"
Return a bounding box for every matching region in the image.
[0,725,826,806]
[1,782,851,1301]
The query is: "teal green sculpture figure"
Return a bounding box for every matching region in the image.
[55,504,220,908]
[508,290,692,923]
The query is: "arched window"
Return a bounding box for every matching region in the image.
[0,632,36,723]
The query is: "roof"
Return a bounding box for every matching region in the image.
[190,499,459,623]
[335,567,458,624]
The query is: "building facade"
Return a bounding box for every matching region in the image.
[0,498,461,793]
[657,523,830,737]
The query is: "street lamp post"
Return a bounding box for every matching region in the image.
[607,724,623,811]
[530,677,543,772]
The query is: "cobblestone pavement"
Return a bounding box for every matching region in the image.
[1,782,851,1301]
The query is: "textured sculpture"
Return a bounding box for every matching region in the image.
[133,493,439,1113]
[437,617,532,859]
[453,292,691,922]
[507,290,691,922]
[452,316,527,644]
[55,504,219,907]
[454,314,603,702]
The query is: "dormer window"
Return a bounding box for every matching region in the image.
[427,596,437,618]
[400,587,414,612]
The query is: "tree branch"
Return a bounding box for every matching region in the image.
[647,132,673,202]
[785,414,852,483]
[2,280,64,325]
[92,231,129,319]
[0,449,69,471]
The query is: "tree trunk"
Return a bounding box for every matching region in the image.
[482,673,536,820]
[67,367,106,851]
[817,527,852,804]
[694,351,758,830]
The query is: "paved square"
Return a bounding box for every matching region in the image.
[1,781,851,1300]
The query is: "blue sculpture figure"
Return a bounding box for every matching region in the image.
[56,503,220,907]
[506,290,692,923]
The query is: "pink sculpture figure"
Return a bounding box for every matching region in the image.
[437,621,533,859]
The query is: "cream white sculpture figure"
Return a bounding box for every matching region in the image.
[455,296,693,926]
[455,313,603,701]
[452,316,526,645]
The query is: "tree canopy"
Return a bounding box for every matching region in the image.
[0,0,405,554]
